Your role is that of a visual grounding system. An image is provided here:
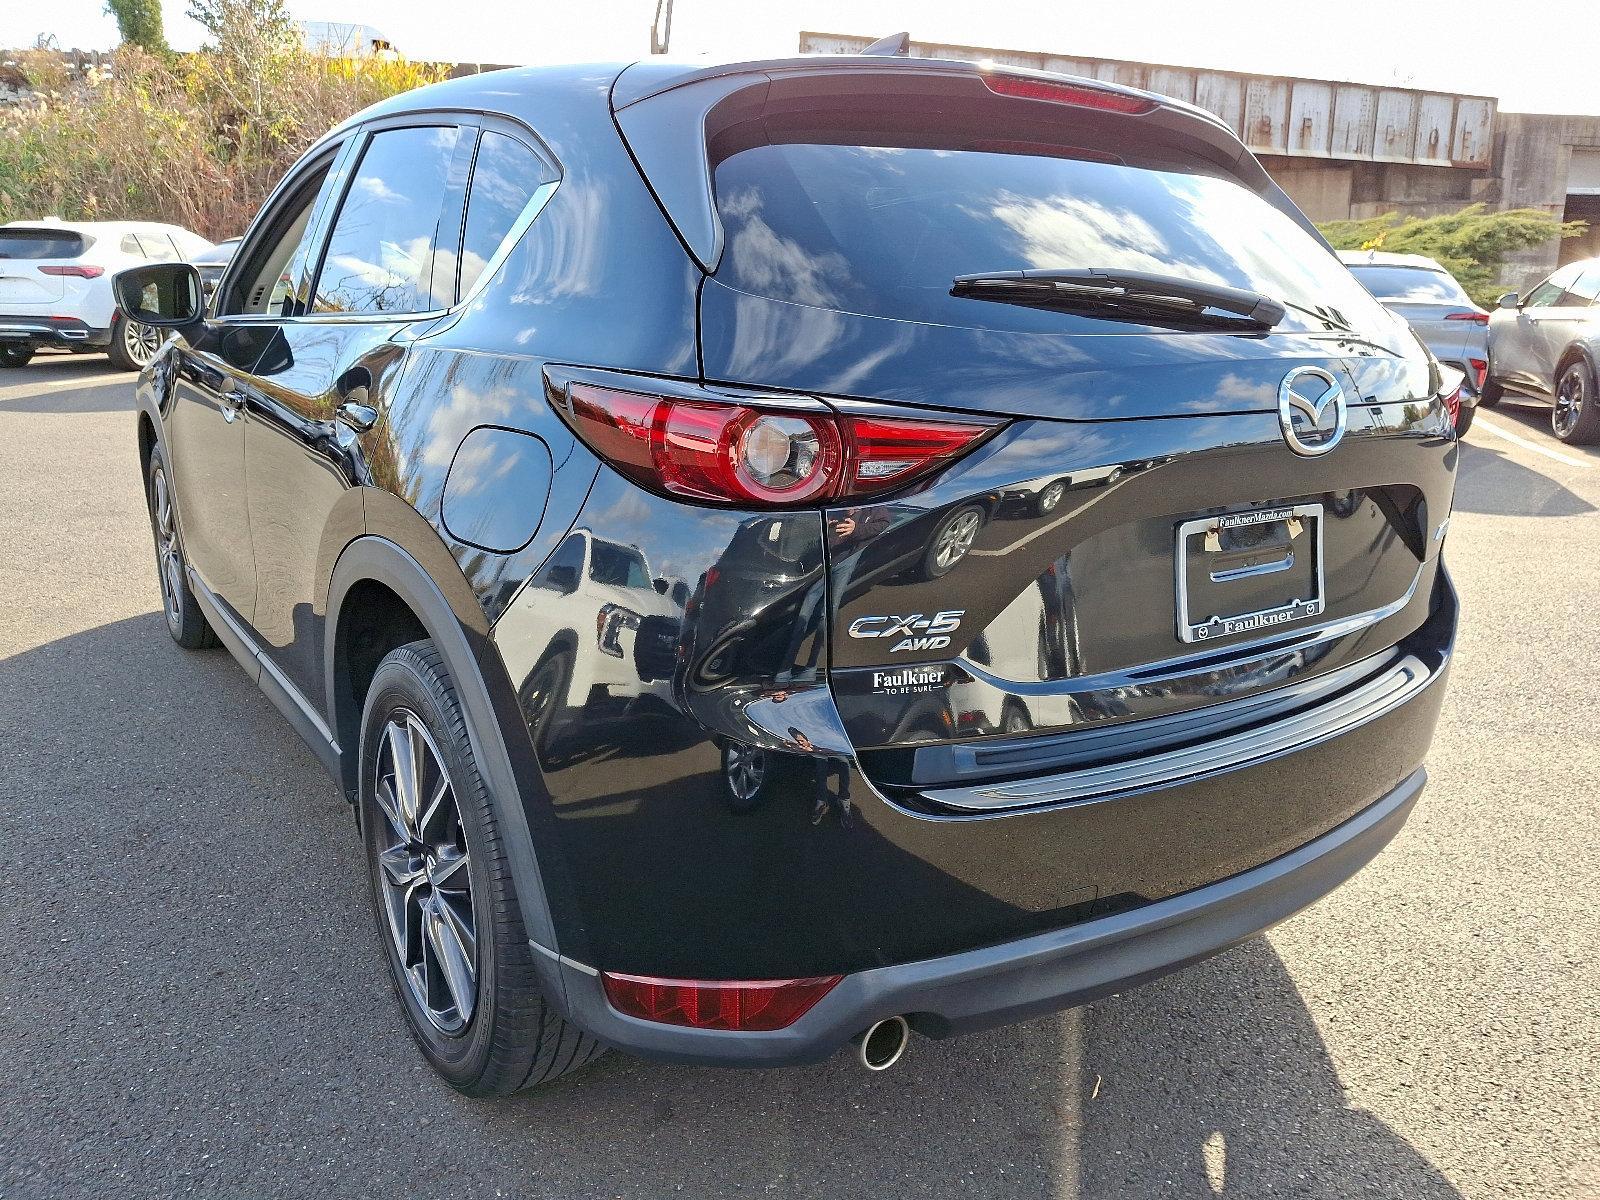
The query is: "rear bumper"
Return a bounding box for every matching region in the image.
[0,316,112,349]
[547,764,1426,1067]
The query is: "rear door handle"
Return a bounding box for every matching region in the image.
[220,387,248,422]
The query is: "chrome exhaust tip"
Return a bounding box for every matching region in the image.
[855,1015,910,1072]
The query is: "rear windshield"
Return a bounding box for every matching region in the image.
[712,143,1390,337]
[1347,264,1472,305]
[0,229,89,259]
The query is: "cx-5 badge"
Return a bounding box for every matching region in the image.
[848,610,964,653]
[1278,366,1347,457]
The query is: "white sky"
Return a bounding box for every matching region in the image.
[4,0,1598,115]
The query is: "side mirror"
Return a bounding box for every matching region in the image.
[653,577,669,595]
[1497,292,1521,310]
[113,263,203,328]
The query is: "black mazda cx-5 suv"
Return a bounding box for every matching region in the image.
[119,51,1459,1093]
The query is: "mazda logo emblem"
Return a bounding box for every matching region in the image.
[1278,366,1347,456]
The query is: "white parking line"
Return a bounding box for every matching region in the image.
[1472,414,1592,469]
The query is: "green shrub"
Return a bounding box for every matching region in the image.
[1318,205,1586,306]
[0,29,446,240]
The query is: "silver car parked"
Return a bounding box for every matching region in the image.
[1484,257,1600,444]
[1341,250,1487,435]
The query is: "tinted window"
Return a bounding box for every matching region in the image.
[458,131,552,298]
[0,230,87,259]
[314,125,460,314]
[120,234,146,257]
[713,143,1390,337]
[1348,265,1471,304]
[225,164,333,316]
[589,541,650,589]
[1527,264,1581,307]
[1572,265,1600,304]
[532,534,586,592]
[136,233,179,262]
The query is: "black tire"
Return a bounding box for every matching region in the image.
[0,344,33,368]
[106,312,161,371]
[359,640,606,1095]
[1454,400,1476,437]
[1478,377,1504,409]
[1552,357,1600,445]
[145,445,218,649]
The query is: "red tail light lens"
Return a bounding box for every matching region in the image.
[560,384,994,507]
[1445,311,1488,325]
[601,971,842,1030]
[38,264,104,278]
[1468,357,1488,388]
[982,73,1157,115]
[1442,384,1462,426]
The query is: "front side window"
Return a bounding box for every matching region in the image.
[313,125,461,315]
[588,541,649,589]
[457,131,554,298]
[1527,264,1580,307]
[223,162,334,316]
[1570,265,1600,305]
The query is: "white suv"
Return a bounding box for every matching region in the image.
[0,220,212,370]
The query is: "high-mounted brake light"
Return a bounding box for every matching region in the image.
[560,384,995,507]
[1445,311,1488,325]
[601,971,842,1031]
[37,264,103,278]
[982,74,1157,115]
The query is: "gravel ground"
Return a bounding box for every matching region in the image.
[0,354,1595,1199]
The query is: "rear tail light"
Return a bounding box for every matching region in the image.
[1442,384,1462,426]
[601,971,842,1030]
[37,265,103,278]
[1445,311,1488,325]
[1468,357,1488,389]
[559,384,996,507]
[982,73,1157,115]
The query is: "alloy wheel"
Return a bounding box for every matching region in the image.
[1555,365,1586,439]
[372,710,478,1035]
[1038,482,1065,513]
[725,742,767,803]
[934,510,982,572]
[151,466,183,632]
[124,319,162,366]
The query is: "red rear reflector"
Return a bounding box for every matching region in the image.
[982,74,1157,115]
[601,972,842,1030]
[37,265,104,278]
[561,384,994,507]
[1445,311,1488,324]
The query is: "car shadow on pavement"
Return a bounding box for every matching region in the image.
[0,354,134,414]
[1453,441,1595,517]
[0,614,1460,1200]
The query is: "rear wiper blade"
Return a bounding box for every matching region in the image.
[950,268,1287,329]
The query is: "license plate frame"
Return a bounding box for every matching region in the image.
[1174,502,1325,644]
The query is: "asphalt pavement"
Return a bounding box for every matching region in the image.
[0,353,1595,1199]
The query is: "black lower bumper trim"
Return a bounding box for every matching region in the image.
[547,765,1426,1066]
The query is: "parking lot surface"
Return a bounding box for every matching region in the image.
[0,354,1595,1199]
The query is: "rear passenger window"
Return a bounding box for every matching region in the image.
[136,233,179,262]
[120,234,146,257]
[458,131,553,298]
[313,125,460,315]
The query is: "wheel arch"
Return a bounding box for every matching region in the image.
[325,532,568,966]
[1556,340,1597,379]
